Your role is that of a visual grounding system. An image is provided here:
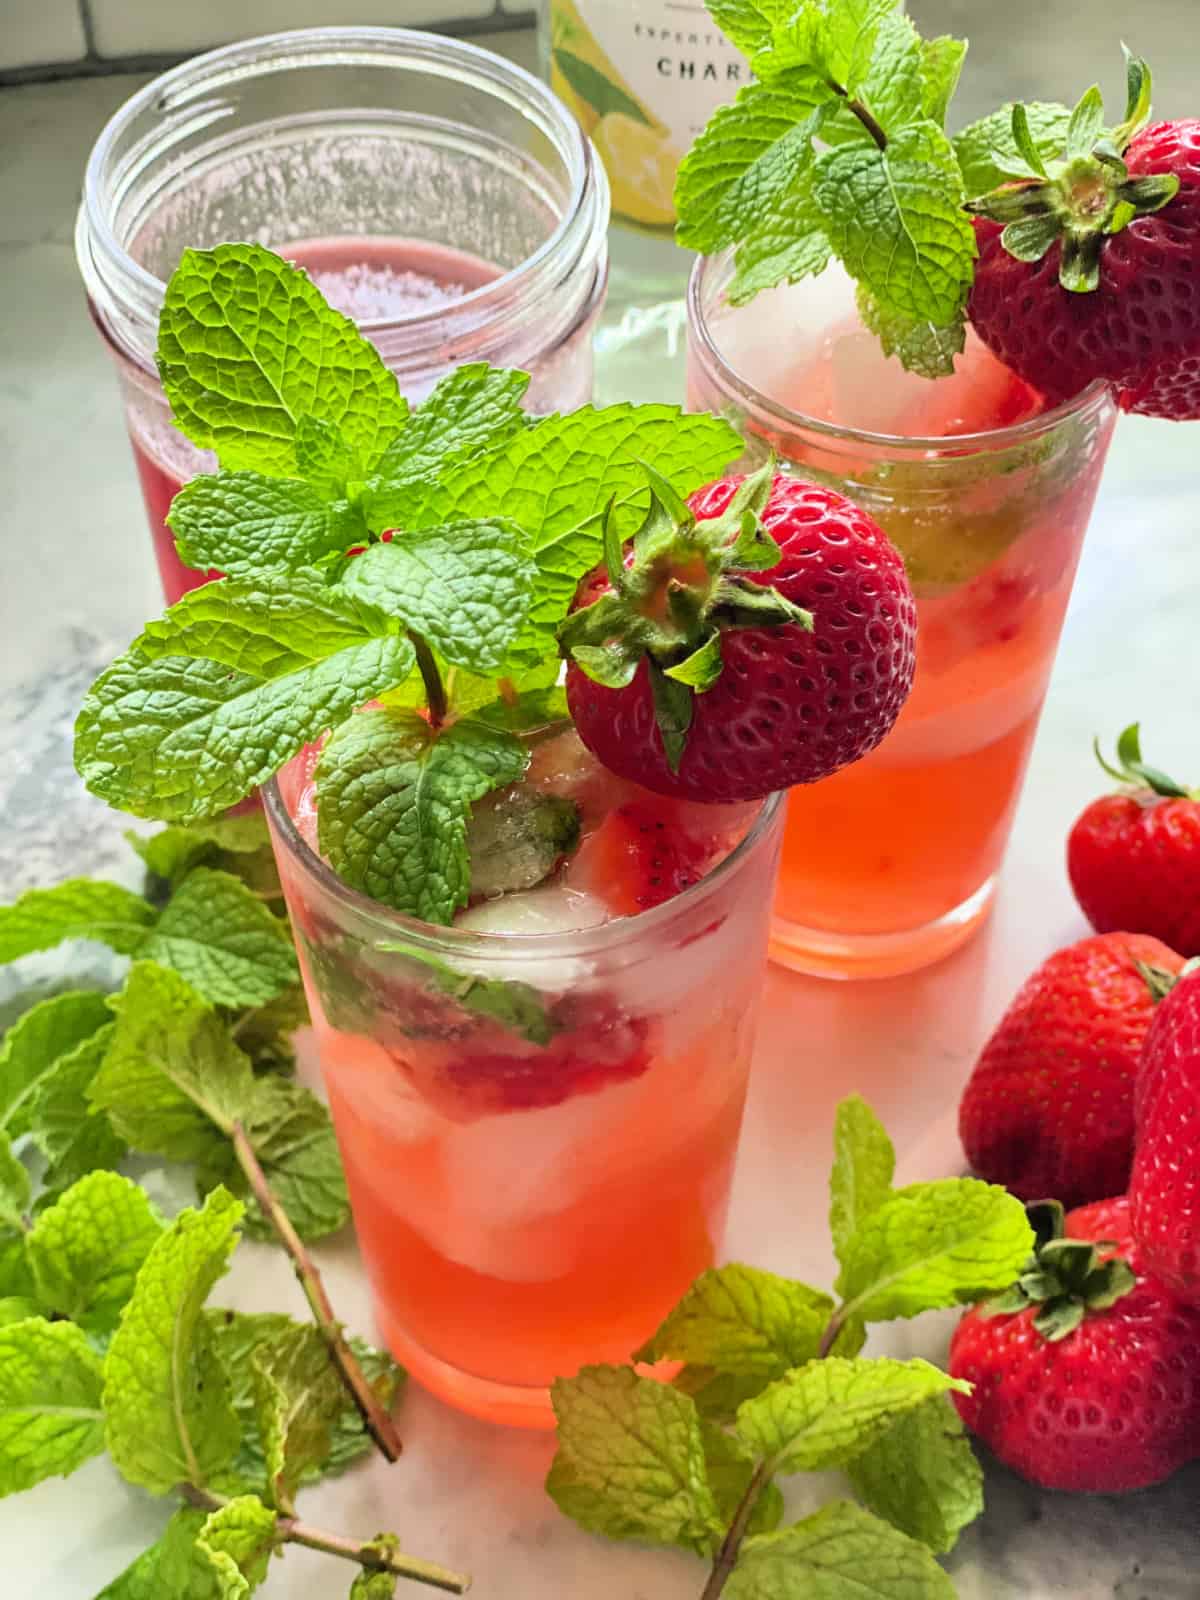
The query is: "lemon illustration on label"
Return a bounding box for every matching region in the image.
[548,0,679,226]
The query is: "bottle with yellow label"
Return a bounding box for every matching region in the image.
[539,0,746,231]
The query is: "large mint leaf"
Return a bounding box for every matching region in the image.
[167,472,362,576]
[636,1264,833,1379]
[546,1365,722,1556]
[75,635,415,823]
[954,101,1072,198]
[727,177,832,305]
[835,1178,1035,1322]
[341,520,537,674]
[0,990,112,1139]
[757,0,902,90]
[137,567,400,680]
[157,243,408,476]
[812,120,975,327]
[706,0,792,57]
[362,406,743,676]
[726,1501,956,1599]
[0,1134,29,1232]
[91,962,253,1168]
[846,1395,983,1556]
[0,883,153,968]
[27,1171,163,1336]
[142,868,298,1010]
[0,1317,106,1495]
[673,73,834,254]
[26,1025,125,1191]
[104,1188,243,1494]
[829,1095,895,1268]
[315,708,526,923]
[207,1309,403,1497]
[856,286,965,380]
[734,1357,964,1475]
[250,1323,348,1512]
[373,363,530,484]
[235,1076,349,1241]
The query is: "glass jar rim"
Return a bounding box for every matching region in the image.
[77,24,608,371]
[262,770,783,963]
[688,249,1115,455]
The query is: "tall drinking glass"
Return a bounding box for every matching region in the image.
[264,744,783,1428]
[75,26,610,603]
[688,255,1117,979]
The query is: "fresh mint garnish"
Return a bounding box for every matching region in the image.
[0,880,153,965]
[0,990,111,1138]
[548,1096,1033,1592]
[25,1025,126,1194]
[371,362,531,483]
[953,102,1074,199]
[25,1171,163,1337]
[158,243,409,477]
[0,1317,106,1494]
[168,472,364,576]
[250,1321,353,1514]
[128,812,274,886]
[314,708,528,923]
[0,1136,30,1232]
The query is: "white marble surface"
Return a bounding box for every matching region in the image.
[3,35,1200,1600]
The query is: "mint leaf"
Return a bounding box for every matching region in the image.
[373,363,530,484]
[734,1357,964,1474]
[94,1530,176,1600]
[846,1395,983,1555]
[727,178,832,305]
[829,1095,895,1267]
[26,1025,126,1190]
[725,1501,956,1599]
[361,406,742,675]
[953,101,1072,198]
[921,36,967,126]
[835,1178,1035,1322]
[27,1171,163,1336]
[104,1188,243,1493]
[673,74,833,255]
[0,881,153,967]
[342,520,537,674]
[295,415,364,499]
[0,1316,105,1494]
[92,963,250,1170]
[812,121,975,328]
[158,1496,278,1600]
[0,1298,38,1327]
[547,1365,722,1555]
[855,286,965,379]
[142,868,298,1009]
[0,1233,32,1300]
[469,686,569,733]
[315,708,526,923]
[208,1310,403,1497]
[75,633,415,823]
[227,988,309,1078]
[636,1265,834,1380]
[351,1564,399,1600]
[377,945,554,1047]
[167,472,362,576]
[129,814,272,886]
[0,1134,29,1231]
[236,1077,349,1241]
[0,989,111,1139]
[759,0,901,90]
[707,0,793,57]
[251,1323,347,1512]
[157,243,408,476]
[702,1422,785,1539]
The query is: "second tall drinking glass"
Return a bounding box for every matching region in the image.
[688,256,1118,979]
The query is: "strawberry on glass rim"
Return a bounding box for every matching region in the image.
[967,53,1200,419]
[559,462,917,803]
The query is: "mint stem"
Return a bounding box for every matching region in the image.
[411,634,448,729]
[816,1304,849,1359]
[179,1484,471,1593]
[229,1120,403,1463]
[698,1460,770,1600]
[833,86,888,151]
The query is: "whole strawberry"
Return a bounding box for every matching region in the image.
[558,463,916,804]
[1068,723,1200,956]
[959,932,1185,1208]
[1129,966,1200,1303]
[950,1197,1200,1493]
[967,58,1200,420]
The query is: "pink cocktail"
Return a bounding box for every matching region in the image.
[77,27,610,599]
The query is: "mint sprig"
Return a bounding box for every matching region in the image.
[548,1096,1032,1596]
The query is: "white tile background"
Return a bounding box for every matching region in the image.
[0,0,536,73]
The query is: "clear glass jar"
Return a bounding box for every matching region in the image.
[688,252,1118,980]
[76,26,610,603]
[264,749,783,1429]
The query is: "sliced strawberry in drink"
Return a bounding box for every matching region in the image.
[567,797,720,916]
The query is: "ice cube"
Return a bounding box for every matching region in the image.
[455,882,610,990]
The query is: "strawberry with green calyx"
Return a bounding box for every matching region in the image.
[968,54,1200,417]
[950,1196,1200,1493]
[1068,723,1200,956]
[561,466,917,804]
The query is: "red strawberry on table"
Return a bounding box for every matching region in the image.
[1129,966,1200,1304]
[967,56,1200,420]
[949,1196,1200,1493]
[559,462,916,804]
[1068,723,1200,957]
[958,932,1186,1208]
